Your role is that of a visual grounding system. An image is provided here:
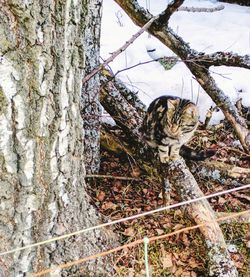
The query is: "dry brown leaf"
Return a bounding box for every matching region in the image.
[218,196,226,204]
[161,253,173,268]
[127,268,134,277]
[181,233,190,246]
[189,257,200,268]
[174,209,182,217]
[174,267,184,276]
[246,240,250,248]
[96,191,106,201]
[131,167,141,177]
[173,223,184,230]
[123,227,135,237]
[101,201,116,210]
[172,252,179,259]
[156,228,164,235]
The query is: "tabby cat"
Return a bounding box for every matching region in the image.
[141,95,215,163]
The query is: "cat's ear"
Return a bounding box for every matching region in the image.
[167,99,178,110]
[186,104,198,117]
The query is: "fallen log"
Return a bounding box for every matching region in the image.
[163,159,238,277]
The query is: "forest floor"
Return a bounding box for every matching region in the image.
[87,122,250,277]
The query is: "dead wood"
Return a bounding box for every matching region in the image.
[163,159,238,276]
[216,212,250,224]
[190,160,250,185]
[178,4,225,12]
[100,71,239,276]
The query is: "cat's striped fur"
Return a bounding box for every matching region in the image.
[141,95,215,162]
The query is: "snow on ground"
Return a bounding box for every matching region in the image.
[101,0,250,123]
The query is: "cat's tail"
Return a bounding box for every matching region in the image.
[180,145,216,161]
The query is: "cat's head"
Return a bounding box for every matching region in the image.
[162,98,199,138]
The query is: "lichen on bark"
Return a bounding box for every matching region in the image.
[0,1,115,276]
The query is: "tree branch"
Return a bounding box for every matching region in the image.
[178,5,225,13]
[163,159,238,277]
[82,15,157,85]
[156,0,185,25]
[191,52,250,69]
[114,0,250,153]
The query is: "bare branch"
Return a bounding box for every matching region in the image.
[82,15,157,84]
[217,212,250,224]
[190,52,250,69]
[163,159,238,277]
[178,5,224,13]
[156,0,185,25]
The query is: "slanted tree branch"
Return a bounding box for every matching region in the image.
[178,4,225,12]
[217,212,250,224]
[190,52,250,69]
[114,0,250,153]
[163,159,238,277]
[157,0,184,24]
[82,15,157,85]
[190,160,250,185]
[100,71,238,276]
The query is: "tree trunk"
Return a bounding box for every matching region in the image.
[0,1,114,276]
[81,0,103,174]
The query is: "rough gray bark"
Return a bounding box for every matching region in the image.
[164,160,238,277]
[0,1,115,276]
[81,0,103,174]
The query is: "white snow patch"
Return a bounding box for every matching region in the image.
[101,0,250,124]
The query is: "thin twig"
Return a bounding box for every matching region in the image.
[85,174,137,181]
[82,16,158,85]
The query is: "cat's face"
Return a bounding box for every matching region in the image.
[162,98,199,138]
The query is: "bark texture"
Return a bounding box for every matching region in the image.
[81,0,103,174]
[0,1,114,276]
[164,160,238,277]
